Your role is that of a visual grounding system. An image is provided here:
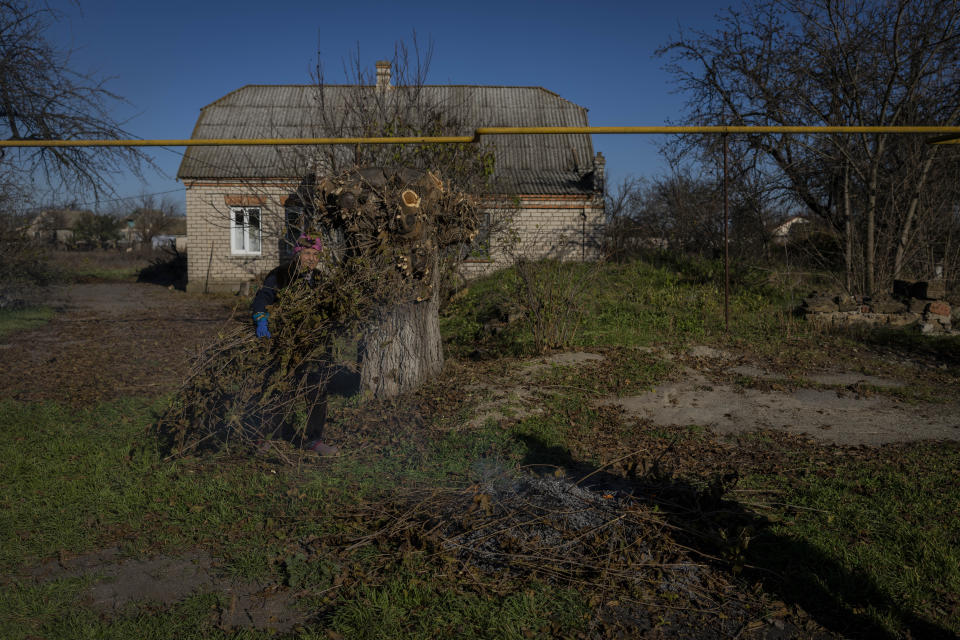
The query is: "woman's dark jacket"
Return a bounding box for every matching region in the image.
[251,261,317,315]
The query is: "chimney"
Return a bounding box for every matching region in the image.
[593,152,606,193]
[375,60,392,90]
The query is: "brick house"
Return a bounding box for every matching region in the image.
[28,208,91,247]
[177,64,605,293]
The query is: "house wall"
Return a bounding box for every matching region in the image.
[185,183,605,292]
[184,180,298,293]
[460,194,605,279]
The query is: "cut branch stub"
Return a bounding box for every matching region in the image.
[397,189,422,237]
[400,189,421,212]
[311,166,481,295]
[416,171,444,210]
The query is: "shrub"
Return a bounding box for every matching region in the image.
[513,258,596,354]
[0,214,58,309]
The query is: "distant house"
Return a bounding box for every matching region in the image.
[120,217,141,246]
[151,234,187,252]
[28,209,92,247]
[176,62,605,293]
[771,215,810,245]
[121,214,188,250]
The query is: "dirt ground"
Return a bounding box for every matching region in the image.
[605,347,960,446]
[4,280,958,440]
[0,282,241,404]
[472,347,960,447]
[23,548,306,632]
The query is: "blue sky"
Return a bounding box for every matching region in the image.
[45,0,735,211]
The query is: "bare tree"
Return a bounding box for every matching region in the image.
[659,0,960,295]
[603,175,645,260]
[0,1,151,202]
[131,193,181,246]
[605,158,781,262]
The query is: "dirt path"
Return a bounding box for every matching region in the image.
[0,282,240,404]
[609,364,960,446]
[21,548,305,632]
[490,348,960,447]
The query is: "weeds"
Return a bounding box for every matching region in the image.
[512,258,596,353]
[0,306,54,339]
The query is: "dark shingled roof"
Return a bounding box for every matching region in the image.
[176,85,598,195]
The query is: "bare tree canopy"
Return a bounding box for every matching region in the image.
[308,38,495,200]
[0,0,150,202]
[132,192,182,245]
[659,0,960,294]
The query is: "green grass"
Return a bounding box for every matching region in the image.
[532,349,677,397]
[739,443,960,636]
[47,249,153,283]
[0,306,54,339]
[0,398,293,570]
[68,265,141,281]
[326,573,587,640]
[0,580,226,640]
[442,256,812,356]
[0,396,574,639]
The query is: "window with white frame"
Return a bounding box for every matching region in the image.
[231,206,261,255]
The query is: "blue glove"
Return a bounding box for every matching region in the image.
[253,313,271,338]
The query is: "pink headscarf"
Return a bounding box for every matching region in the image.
[292,233,323,254]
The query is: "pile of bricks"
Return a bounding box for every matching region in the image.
[801,279,955,334]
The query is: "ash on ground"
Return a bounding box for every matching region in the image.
[402,468,821,638]
[428,468,708,602]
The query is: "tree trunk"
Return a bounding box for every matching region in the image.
[844,163,853,293]
[893,150,937,279]
[865,139,885,297]
[360,268,443,400]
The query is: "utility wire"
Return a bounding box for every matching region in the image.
[67,187,186,209]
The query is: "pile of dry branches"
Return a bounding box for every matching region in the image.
[157,167,482,456]
[325,467,744,620]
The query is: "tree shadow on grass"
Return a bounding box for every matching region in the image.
[516,434,955,640]
[855,326,960,366]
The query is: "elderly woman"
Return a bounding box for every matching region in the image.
[250,233,338,455]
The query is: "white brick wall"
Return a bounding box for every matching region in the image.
[185,184,605,290]
[184,181,297,293]
[461,195,605,278]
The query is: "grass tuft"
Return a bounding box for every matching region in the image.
[0,306,54,339]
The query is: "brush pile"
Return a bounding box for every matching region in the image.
[156,167,483,456]
[326,467,766,637]
[312,167,480,301]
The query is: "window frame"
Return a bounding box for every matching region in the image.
[230,206,262,256]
